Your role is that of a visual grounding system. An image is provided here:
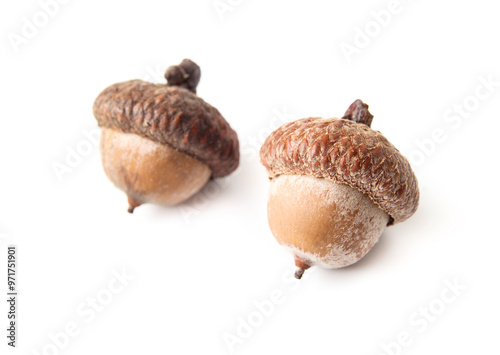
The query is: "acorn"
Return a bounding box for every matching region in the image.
[260,100,419,279]
[93,59,239,213]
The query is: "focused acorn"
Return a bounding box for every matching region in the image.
[93,59,239,213]
[260,100,419,279]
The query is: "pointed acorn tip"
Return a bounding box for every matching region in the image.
[295,268,305,280]
[127,196,141,214]
[293,255,311,280]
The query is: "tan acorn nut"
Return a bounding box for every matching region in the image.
[260,100,419,279]
[93,59,239,213]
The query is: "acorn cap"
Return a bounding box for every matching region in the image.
[93,59,239,178]
[260,100,419,224]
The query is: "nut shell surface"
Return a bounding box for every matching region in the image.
[268,175,389,268]
[100,128,211,206]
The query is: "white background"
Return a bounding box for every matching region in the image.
[1,0,499,354]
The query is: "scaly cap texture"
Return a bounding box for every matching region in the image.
[260,116,419,223]
[93,60,239,178]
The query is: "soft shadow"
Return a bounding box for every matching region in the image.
[132,158,265,220]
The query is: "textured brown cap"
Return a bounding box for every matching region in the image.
[260,116,419,223]
[93,60,239,178]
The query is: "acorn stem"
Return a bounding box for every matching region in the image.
[127,196,141,214]
[295,268,306,280]
[342,99,374,127]
[164,59,201,94]
[294,256,311,280]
